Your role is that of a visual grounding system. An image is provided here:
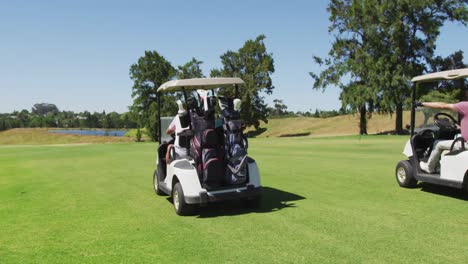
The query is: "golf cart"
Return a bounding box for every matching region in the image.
[395,68,468,191]
[153,77,262,215]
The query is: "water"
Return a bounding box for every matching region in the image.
[49,129,128,137]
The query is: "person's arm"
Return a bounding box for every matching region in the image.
[166,127,175,135]
[166,118,176,135]
[420,102,456,111]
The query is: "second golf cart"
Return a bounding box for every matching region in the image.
[395,68,468,191]
[153,77,262,215]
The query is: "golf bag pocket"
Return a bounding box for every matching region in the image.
[190,134,202,176]
[224,120,247,159]
[226,120,242,132]
[203,129,218,148]
[226,156,248,184]
[202,148,224,188]
[191,111,214,131]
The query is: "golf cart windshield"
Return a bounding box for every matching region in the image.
[411,68,468,135]
[413,108,454,133]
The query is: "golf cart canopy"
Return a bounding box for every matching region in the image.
[411,68,468,83]
[157,78,245,93]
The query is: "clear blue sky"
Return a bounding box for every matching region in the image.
[0,0,467,113]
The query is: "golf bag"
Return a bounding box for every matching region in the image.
[219,97,248,184]
[189,97,224,188]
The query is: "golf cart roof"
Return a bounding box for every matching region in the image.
[411,68,468,83]
[157,77,245,93]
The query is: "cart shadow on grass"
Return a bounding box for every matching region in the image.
[418,183,468,201]
[192,186,306,218]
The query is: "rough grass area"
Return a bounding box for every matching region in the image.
[124,128,151,141]
[0,128,134,145]
[1,136,467,263]
[250,112,412,137]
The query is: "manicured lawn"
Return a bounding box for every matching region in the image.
[1,136,467,263]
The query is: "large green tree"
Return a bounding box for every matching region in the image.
[177,58,205,79]
[311,0,381,134]
[312,0,467,135]
[375,0,467,134]
[211,35,275,129]
[129,51,176,141]
[32,103,59,116]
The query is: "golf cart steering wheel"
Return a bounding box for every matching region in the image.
[434,113,458,131]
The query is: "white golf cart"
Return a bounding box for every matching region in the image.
[153,78,262,215]
[396,68,468,191]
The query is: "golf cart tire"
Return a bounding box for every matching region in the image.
[153,169,165,196]
[172,182,196,216]
[395,160,417,188]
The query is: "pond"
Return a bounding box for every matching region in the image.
[49,129,128,137]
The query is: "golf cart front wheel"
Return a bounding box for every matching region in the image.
[153,169,165,196]
[395,160,417,188]
[172,183,196,216]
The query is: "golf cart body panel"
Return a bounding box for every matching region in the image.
[403,139,413,157]
[396,68,468,190]
[440,151,468,182]
[159,157,262,204]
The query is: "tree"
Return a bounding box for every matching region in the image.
[272,99,288,116]
[129,51,176,141]
[211,35,275,129]
[312,0,467,134]
[375,0,467,134]
[425,50,467,100]
[311,0,381,134]
[177,58,205,79]
[32,103,59,116]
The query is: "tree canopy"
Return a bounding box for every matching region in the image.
[129,51,176,141]
[312,0,467,134]
[211,34,275,128]
[32,103,59,116]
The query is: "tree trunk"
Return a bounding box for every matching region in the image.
[359,105,368,135]
[395,102,403,135]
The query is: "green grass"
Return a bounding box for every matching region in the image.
[1,136,467,263]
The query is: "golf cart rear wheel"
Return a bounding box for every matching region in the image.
[153,169,165,196]
[172,183,196,216]
[395,160,417,188]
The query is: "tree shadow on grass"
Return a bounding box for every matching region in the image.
[419,182,468,201]
[195,186,306,218]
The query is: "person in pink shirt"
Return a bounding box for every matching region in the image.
[419,97,468,173]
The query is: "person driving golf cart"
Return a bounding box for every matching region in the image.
[418,93,468,173]
[165,100,189,164]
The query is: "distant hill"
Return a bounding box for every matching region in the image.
[248,112,412,138]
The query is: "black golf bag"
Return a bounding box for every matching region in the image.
[189,97,224,189]
[219,97,248,184]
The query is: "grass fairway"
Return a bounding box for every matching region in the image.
[1,137,467,263]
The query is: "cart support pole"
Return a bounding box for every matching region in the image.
[157,93,161,143]
[410,84,416,136]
